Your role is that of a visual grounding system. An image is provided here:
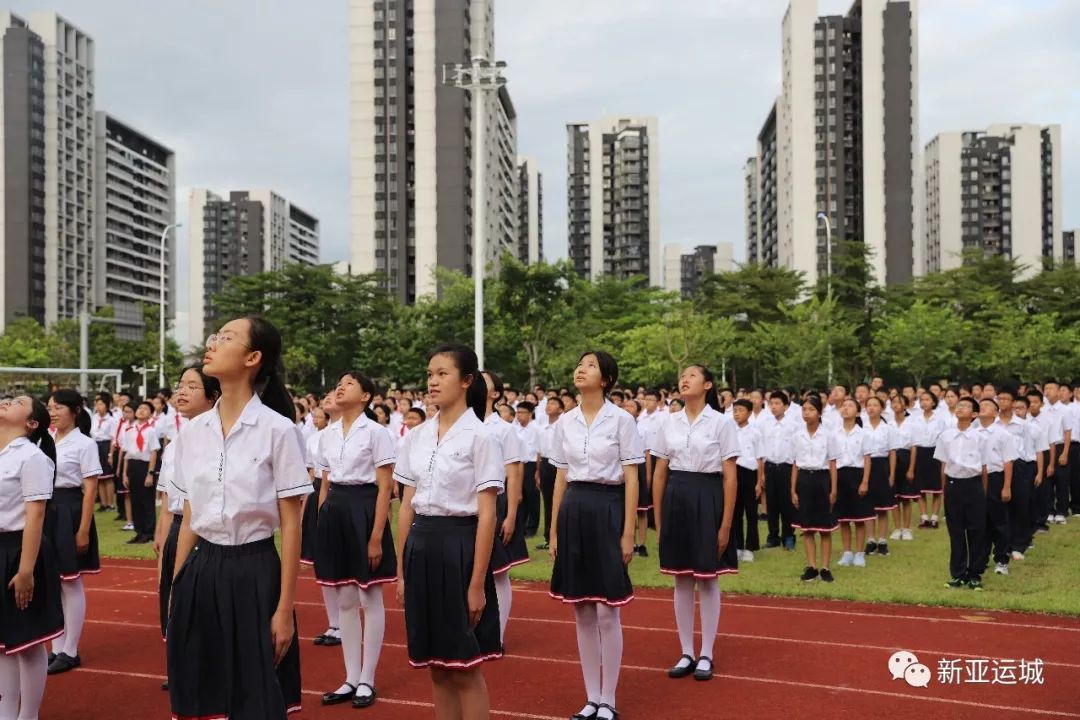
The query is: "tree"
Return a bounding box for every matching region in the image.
[695,263,805,327]
[874,300,970,386]
[613,303,738,388]
[0,318,54,368]
[1020,264,1080,326]
[751,295,860,388]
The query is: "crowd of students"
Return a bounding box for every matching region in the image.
[1,323,1078,720]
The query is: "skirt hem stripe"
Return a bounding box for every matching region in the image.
[659,567,738,578]
[408,651,504,670]
[0,628,64,655]
[314,576,396,589]
[491,557,531,575]
[548,591,634,607]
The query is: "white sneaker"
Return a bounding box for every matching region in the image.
[122,523,134,531]
[853,552,867,567]
[742,550,755,563]
[1056,515,1068,524]
[838,551,854,567]
[889,529,903,541]
[1011,551,1025,561]
[901,529,914,541]
[994,563,1009,576]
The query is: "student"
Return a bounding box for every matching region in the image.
[936,387,960,428]
[111,403,135,527]
[0,396,63,720]
[934,397,988,590]
[889,394,917,541]
[481,370,526,644]
[1001,393,1045,562]
[90,393,117,512]
[1052,382,1077,522]
[548,351,643,720]
[911,391,945,529]
[120,401,160,544]
[650,364,737,683]
[860,397,897,556]
[621,398,651,558]
[515,401,542,539]
[536,396,563,551]
[394,344,503,720]
[1027,389,1060,533]
[153,366,220,690]
[976,399,1018,577]
[760,391,797,550]
[167,317,310,720]
[730,400,763,562]
[43,390,102,675]
[301,406,332,568]
[833,398,873,568]
[315,370,397,709]
[790,396,838,582]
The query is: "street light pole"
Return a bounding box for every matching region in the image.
[442,56,507,369]
[158,223,182,389]
[817,212,833,386]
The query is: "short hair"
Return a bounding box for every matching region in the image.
[406,407,426,422]
[610,389,625,401]
[732,399,753,412]
[956,397,979,414]
[980,397,999,411]
[516,400,536,413]
[769,390,790,405]
[1026,389,1044,402]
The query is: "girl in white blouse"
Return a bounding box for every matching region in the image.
[309,392,344,648]
[314,370,397,710]
[43,390,102,675]
[790,396,839,583]
[549,351,644,720]
[167,316,311,720]
[394,344,504,719]
[0,395,61,720]
[833,397,873,569]
[651,365,739,683]
[889,394,918,542]
[911,391,946,528]
[90,393,117,512]
[120,401,160,544]
[862,397,897,556]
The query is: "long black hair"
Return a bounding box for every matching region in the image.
[578,350,619,397]
[338,370,378,421]
[49,389,91,436]
[687,364,721,412]
[28,397,57,477]
[179,364,222,405]
[482,369,505,414]
[429,344,486,421]
[243,316,294,422]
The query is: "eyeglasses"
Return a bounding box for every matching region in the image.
[174,384,205,394]
[205,333,250,350]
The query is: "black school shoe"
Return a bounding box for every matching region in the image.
[321,682,356,706]
[161,680,169,691]
[877,542,890,556]
[668,654,696,678]
[636,545,649,558]
[819,568,835,583]
[968,576,984,591]
[352,683,377,709]
[865,540,878,554]
[47,653,80,674]
[945,577,966,589]
[693,656,714,681]
[764,536,781,549]
[571,702,600,720]
[800,566,819,582]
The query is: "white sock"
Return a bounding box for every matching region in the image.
[573,604,601,705]
[60,578,87,656]
[0,652,19,718]
[697,579,721,660]
[879,537,887,544]
[19,645,48,719]
[672,576,696,657]
[335,586,363,691]
[320,585,340,631]
[358,587,385,689]
[494,572,512,642]
[920,514,928,521]
[596,605,623,709]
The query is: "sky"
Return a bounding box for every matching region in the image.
[11,0,1080,320]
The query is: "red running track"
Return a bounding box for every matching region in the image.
[40,560,1080,719]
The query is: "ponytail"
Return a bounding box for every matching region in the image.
[481,370,505,415]
[242,316,294,422]
[76,407,92,436]
[466,373,488,421]
[28,398,57,481]
[430,344,487,421]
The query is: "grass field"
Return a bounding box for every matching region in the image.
[95,503,1080,616]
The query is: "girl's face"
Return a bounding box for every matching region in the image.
[841,398,859,420]
[426,353,468,408]
[497,405,513,422]
[175,369,214,419]
[678,366,711,400]
[574,354,604,393]
[203,318,255,378]
[94,398,108,414]
[866,398,883,419]
[122,407,135,422]
[135,404,151,421]
[46,399,75,431]
[152,397,165,414]
[335,373,371,410]
[891,396,906,416]
[945,390,959,410]
[561,395,576,411]
[374,406,389,424]
[919,393,934,412]
[405,412,423,430]
[802,402,821,425]
[0,396,35,429]
[313,409,329,431]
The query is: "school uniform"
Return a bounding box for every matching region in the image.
[90,413,117,481]
[515,421,542,537]
[393,410,505,669]
[733,421,763,553]
[934,424,987,581]
[791,425,839,533]
[760,413,797,545]
[909,412,945,495]
[300,425,329,566]
[110,418,129,511]
[120,421,160,540]
[832,424,875,523]
[632,421,651,515]
[158,412,187,447]
[0,439,64,657]
[549,402,644,604]
[1064,401,1080,515]
[1035,409,1063,526]
[537,419,560,541]
[485,414,529,575]
[891,417,917,501]
[314,414,397,589]
[1002,415,1046,555]
[1046,403,1070,518]
[47,431,102,580]
[155,438,185,639]
[166,395,311,720]
[863,419,898,512]
[977,422,1018,568]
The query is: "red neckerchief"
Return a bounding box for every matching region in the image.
[135,422,148,452]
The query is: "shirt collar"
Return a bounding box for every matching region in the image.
[341,411,373,437]
[431,408,481,444]
[0,436,30,456]
[207,393,265,432]
[571,400,619,428]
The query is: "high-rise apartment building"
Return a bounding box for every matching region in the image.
[515,156,542,263]
[663,242,732,299]
[567,116,660,286]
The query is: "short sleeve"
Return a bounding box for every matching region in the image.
[825,431,840,462]
[474,430,505,494]
[157,443,175,493]
[1003,432,1020,463]
[273,425,313,499]
[619,412,645,465]
[548,417,568,469]
[21,450,54,502]
[751,428,764,460]
[650,417,671,461]
[393,429,417,486]
[372,424,397,468]
[933,435,949,463]
[147,427,162,453]
[718,418,740,462]
[499,424,523,465]
[80,437,103,478]
[888,426,902,451]
[1033,424,1050,453]
[170,432,188,499]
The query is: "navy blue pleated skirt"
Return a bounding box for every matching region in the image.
[45,486,100,580]
[550,482,634,606]
[158,513,182,639]
[835,466,875,523]
[914,446,942,494]
[895,448,918,499]
[299,477,319,565]
[314,483,396,588]
[96,440,114,480]
[659,470,738,578]
[403,515,503,670]
[868,456,898,511]
[167,537,302,720]
[0,531,63,655]
[793,469,837,533]
[490,491,530,574]
[636,461,652,510]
